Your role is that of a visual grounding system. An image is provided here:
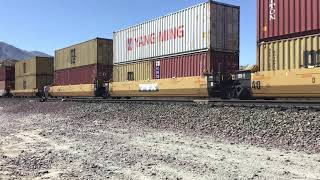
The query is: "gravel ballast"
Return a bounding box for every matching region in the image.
[0,99,319,179]
[66,102,320,153]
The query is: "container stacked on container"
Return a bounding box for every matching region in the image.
[0,62,15,96]
[51,38,113,97]
[14,57,53,96]
[257,0,320,71]
[113,1,240,81]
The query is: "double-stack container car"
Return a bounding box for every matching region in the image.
[50,38,113,97]
[13,57,53,97]
[0,63,15,96]
[207,0,320,100]
[111,1,240,97]
[251,0,320,98]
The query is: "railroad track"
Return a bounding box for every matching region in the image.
[59,98,320,110]
[54,97,196,104]
[3,97,320,110]
[210,99,320,110]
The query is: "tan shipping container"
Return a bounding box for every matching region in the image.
[15,57,54,77]
[15,75,53,90]
[55,38,113,71]
[258,34,320,72]
[113,61,152,82]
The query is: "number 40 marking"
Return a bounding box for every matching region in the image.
[252,81,261,90]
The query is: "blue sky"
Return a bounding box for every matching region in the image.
[0,0,256,65]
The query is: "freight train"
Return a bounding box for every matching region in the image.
[1,0,319,101]
[8,58,320,101]
[9,62,320,100]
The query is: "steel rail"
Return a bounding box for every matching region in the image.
[209,99,320,110]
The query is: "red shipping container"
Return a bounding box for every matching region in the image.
[0,66,15,81]
[257,0,320,42]
[54,64,113,86]
[0,80,15,90]
[152,51,239,79]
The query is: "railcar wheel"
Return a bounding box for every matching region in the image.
[102,92,108,99]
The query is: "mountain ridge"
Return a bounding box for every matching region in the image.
[0,41,51,61]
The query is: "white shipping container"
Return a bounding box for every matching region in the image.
[114,1,239,64]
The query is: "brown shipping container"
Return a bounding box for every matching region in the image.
[152,51,239,79]
[15,75,53,90]
[15,57,54,77]
[0,65,15,81]
[258,34,320,71]
[54,64,113,85]
[257,0,320,42]
[113,61,153,82]
[55,38,113,71]
[211,2,240,52]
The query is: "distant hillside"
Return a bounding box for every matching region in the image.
[0,41,51,61]
[0,59,19,66]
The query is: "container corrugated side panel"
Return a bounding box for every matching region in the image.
[55,64,97,85]
[211,3,240,51]
[55,38,113,71]
[36,75,53,89]
[211,51,239,73]
[28,58,37,76]
[5,66,15,81]
[0,66,15,81]
[15,57,37,77]
[55,39,98,71]
[113,61,152,82]
[6,80,15,90]
[257,0,320,43]
[15,62,21,77]
[113,2,210,63]
[0,67,5,81]
[0,80,13,91]
[97,39,113,66]
[54,64,113,86]
[15,75,37,90]
[0,81,5,90]
[258,34,320,71]
[36,57,54,75]
[152,50,239,79]
[152,51,210,79]
[97,64,113,82]
[16,74,52,90]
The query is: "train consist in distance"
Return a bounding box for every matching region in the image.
[0,0,319,100]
